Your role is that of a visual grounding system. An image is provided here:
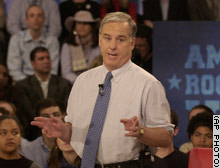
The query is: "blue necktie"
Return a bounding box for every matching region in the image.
[81,72,113,168]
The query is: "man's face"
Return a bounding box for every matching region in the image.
[40,106,63,119]
[135,37,150,59]
[99,22,135,71]
[0,119,21,155]
[31,51,51,75]
[190,126,213,148]
[26,6,45,31]
[0,65,9,90]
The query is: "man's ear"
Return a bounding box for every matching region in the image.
[173,126,179,136]
[131,37,136,50]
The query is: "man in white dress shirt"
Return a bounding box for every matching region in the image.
[31,12,173,168]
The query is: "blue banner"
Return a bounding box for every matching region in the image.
[153,21,220,147]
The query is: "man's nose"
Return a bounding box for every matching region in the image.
[110,40,117,50]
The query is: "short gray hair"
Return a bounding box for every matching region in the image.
[99,12,137,38]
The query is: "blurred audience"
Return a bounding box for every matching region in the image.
[0,0,8,64]
[188,0,220,21]
[0,0,6,40]
[7,0,61,38]
[7,5,59,82]
[20,98,64,168]
[15,47,71,140]
[59,0,100,41]
[0,114,39,168]
[133,24,153,73]
[143,0,189,28]
[150,109,188,168]
[0,63,25,122]
[179,104,214,153]
[187,112,213,149]
[61,10,100,83]
[100,0,137,22]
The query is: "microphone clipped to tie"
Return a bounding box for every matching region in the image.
[98,84,104,96]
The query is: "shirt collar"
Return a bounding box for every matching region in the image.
[103,60,132,83]
[35,74,51,83]
[24,29,47,43]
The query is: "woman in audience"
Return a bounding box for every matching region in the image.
[187,112,213,149]
[59,0,100,41]
[0,101,31,149]
[0,114,39,168]
[179,104,213,153]
[46,138,80,168]
[61,10,100,84]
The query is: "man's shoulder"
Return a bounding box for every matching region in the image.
[50,75,72,85]
[130,63,158,83]
[21,136,43,153]
[78,66,102,80]
[10,31,26,42]
[43,34,58,44]
[16,75,36,86]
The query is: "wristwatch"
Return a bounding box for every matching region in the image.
[139,126,144,136]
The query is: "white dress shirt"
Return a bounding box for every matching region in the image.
[65,60,173,164]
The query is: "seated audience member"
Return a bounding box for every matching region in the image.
[21,98,64,168]
[133,24,153,73]
[100,0,137,22]
[46,138,80,168]
[15,47,71,140]
[179,104,214,153]
[187,112,213,149]
[59,0,100,41]
[7,5,59,82]
[0,114,39,168]
[188,0,220,21]
[61,10,100,83]
[7,0,61,38]
[0,101,31,148]
[150,109,189,168]
[143,0,189,28]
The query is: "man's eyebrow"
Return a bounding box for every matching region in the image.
[118,35,127,38]
[103,34,127,38]
[103,33,111,37]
